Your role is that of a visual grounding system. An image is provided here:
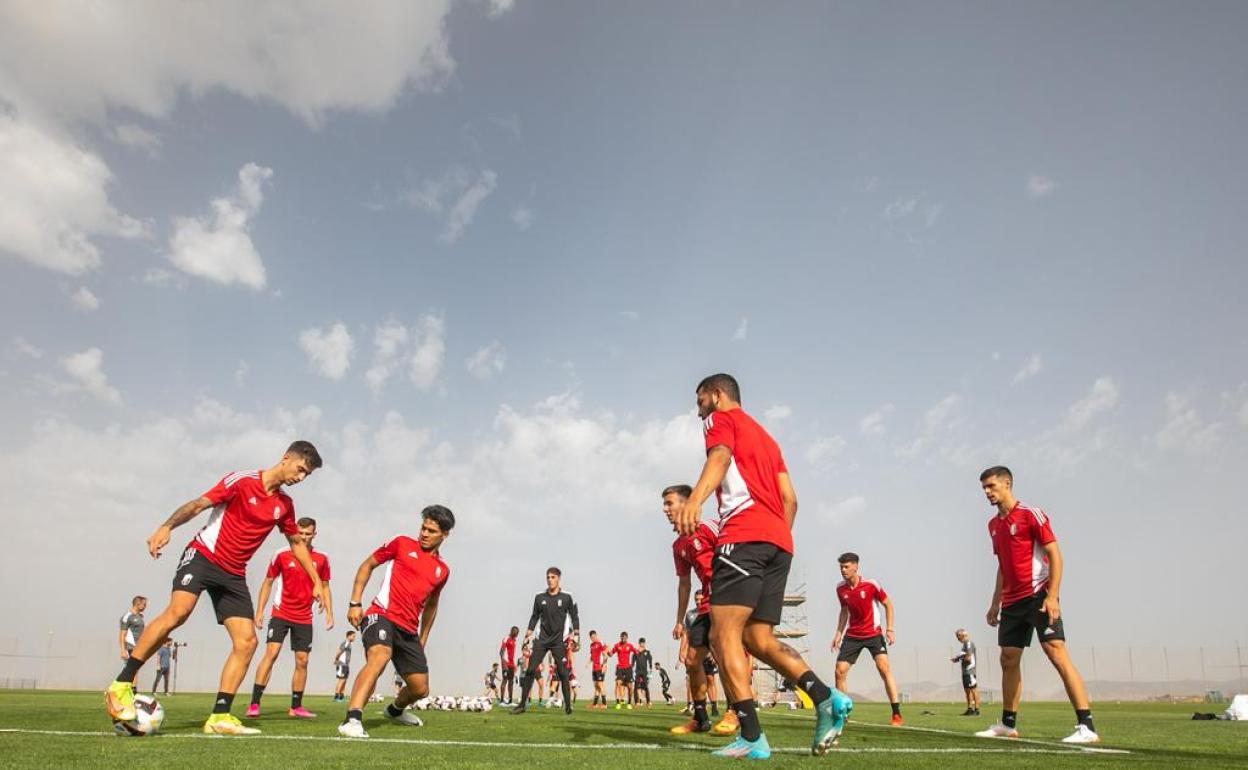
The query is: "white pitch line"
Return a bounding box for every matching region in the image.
[0,727,1121,755]
[843,718,1131,755]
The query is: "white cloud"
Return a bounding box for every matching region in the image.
[0,112,145,275]
[13,336,42,359]
[1231,385,1248,427]
[859,403,895,436]
[1155,393,1222,453]
[511,203,534,231]
[806,435,847,467]
[233,360,249,386]
[407,167,498,243]
[883,198,919,221]
[0,2,455,127]
[442,170,497,243]
[733,317,749,341]
[70,286,99,312]
[763,404,792,422]
[820,495,866,522]
[1026,174,1056,198]
[487,0,516,18]
[167,162,272,290]
[466,341,506,381]
[1013,353,1043,384]
[408,313,446,389]
[925,394,961,433]
[55,347,121,404]
[365,320,410,394]
[298,322,354,380]
[1062,376,1118,431]
[619,310,640,321]
[111,123,161,155]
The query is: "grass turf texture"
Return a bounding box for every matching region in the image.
[1,691,1245,768]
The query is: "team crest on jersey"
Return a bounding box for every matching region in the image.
[860,590,866,599]
[1009,523,1017,536]
[249,497,257,505]
[557,599,562,607]
[273,505,282,520]
[435,566,443,579]
[693,539,703,551]
[409,551,419,558]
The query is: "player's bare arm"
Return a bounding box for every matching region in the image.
[673,573,692,639]
[321,581,335,631]
[883,597,896,645]
[778,471,798,529]
[288,536,329,624]
[1042,541,1063,624]
[117,628,127,660]
[347,555,381,628]
[986,566,1004,627]
[832,607,848,650]
[678,445,731,536]
[418,585,442,648]
[146,496,213,558]
[253,576,275,630]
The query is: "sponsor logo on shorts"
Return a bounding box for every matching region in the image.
[379,629,387,641]
[181,573,193,586]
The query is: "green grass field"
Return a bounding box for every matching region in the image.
[1,691,1245,768]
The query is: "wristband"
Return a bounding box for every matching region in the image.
[348,602,362,608]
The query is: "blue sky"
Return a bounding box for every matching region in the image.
[1,1,1245,695]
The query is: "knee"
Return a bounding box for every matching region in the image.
[1000,649,1023,668]
[236,634,259,656]
[294,652,310,669]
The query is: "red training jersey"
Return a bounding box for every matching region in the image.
[365,535,450,634]
[564,635,576,673]
[267,546,331,624]
[590,640,607,671]
[673,520,719,615]
[989,502,1057,608]
[189,470,298,576]
[702,408,792,553]
[500,636,517,667]
[836,578,888,639]
[611,642,637,668]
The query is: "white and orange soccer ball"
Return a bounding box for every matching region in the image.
[113,694,165,736]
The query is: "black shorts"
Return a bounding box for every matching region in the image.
[592,669,605,682]
[998,591,1066,648]
[172,547,253,623]
[615,666,633,684]
[710,541,792,624]
[503,665,516,680]
[527,640,569,678]
[360,613,428,676]
[837,634,888,664]
[702,657,719,676]
[266,617,313,652]
[685,612,711,649]
[335,664,349,680]
[962,671,978,689]
[635,674,649,689]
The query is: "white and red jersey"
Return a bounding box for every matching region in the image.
[702,408,792,553]
[673,520,719,614]
[989,502,1057,608]
[590,640,607,671]
[836,578,889,639]
[189,470,298,576]
[365,535,450,634]
[266,546,330,625]
[610,642,637,668]
[500,635,517,667]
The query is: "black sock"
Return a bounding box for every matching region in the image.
[291,691,303,709]
[694,699,709,726]
[733,699,762,742]
[518,674,534,706]
[1076,709,1095,731]
[212,692,235,714]
[1002,710,1017,728]
[797,670,833,705]
[346,708,362,722]
[250,684,265,706]
[116,655,144,683]
[386,702,403,718]
[711,701,719,715]
[891,702,901,717]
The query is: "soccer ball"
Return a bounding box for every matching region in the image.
[113,694,164,736]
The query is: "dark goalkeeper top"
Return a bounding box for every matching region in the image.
[633,648,653,676]
[526,590,580,645]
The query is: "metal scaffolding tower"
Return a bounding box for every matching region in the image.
[752,582,810,705]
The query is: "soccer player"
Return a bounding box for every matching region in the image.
[608,632,637,708]
[588,630,608,708]
[246,517,333,718]
[975,466,1099,744]
[563,632,579,706]
[485,663,501,700]
[665,483,727,735]
[338,504,455,739]
[675,374,851,758]
[951,628,980,715]
[333,630,355,702]
[703,651,721,716]
[511,567,580,715]
[832,552,902,725]
[104,441,326,736]
[633,638,654,706]
[499,626,519,704]
[656,662,674,704]
[118,596,147,681]
[151,640,172,695]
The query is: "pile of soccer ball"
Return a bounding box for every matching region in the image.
[413,695,493,712]
[113,694,165,736]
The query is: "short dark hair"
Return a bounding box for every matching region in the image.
[696,373,741,403]
[547,566,562,577]
[286,440,323,470]
[838,552,859,564]
[346,630,356,637]
[639,637,646,644]
[510,626,519,635]
[620,631,628,637]
[132,595,146,605]
[296,516,316,528]
[422,504,455,533]
[979,465,1013,483]
[662,484,693,499]
[590,630,598,636]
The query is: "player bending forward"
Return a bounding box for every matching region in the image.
[338,505,455,738]
[976,466,1098,744]
[105,442,326,735]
